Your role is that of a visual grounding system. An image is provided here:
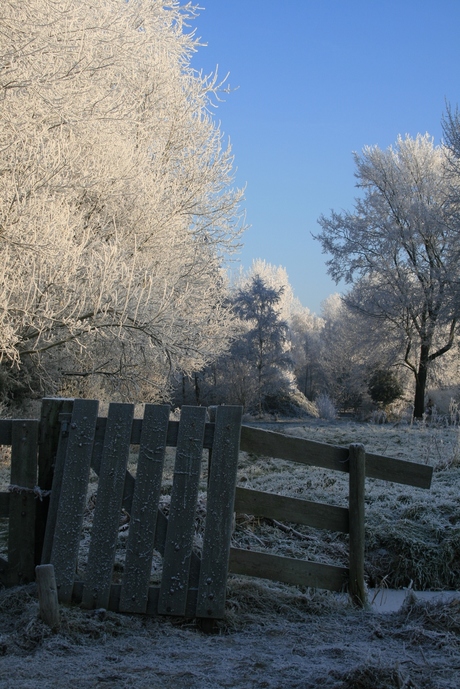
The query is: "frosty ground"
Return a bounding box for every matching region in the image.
[1,416,460,688]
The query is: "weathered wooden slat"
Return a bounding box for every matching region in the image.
[0,493,9,517]
[197,406,243,619]
[82,403,134,610]
[365,451,432,489]
[241,425,349,471]
[229,547,349,592]
[40,401,75,565]
[40,421,70,565]
[0,420,12,445]
[62,415,432,489]
[119,405,170,614]
[348,444,366,607]
[36,398,75,565]
[8,420,39,585]
[158,406,207,617]
[234,487,350,533]
[50,400,99,603]
[240,425,432,488]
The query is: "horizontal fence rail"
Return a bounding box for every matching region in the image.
[234,487,350,533]
[240,425,433,489]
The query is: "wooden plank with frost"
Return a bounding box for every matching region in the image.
[234,487,349,533]
[41,402,75,565]
[240,425,432,488]
[229,547,348,592]
[196,406,243,619]
[50,399,99,603]
[8,420,39,585]
[158,406,207,617]
[365,451,432,489]
[36,398,74,565]
[241,425,349,470]
[81,403,134,610]
[119,405,170,614]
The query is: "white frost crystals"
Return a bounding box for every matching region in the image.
[0,0,245,398]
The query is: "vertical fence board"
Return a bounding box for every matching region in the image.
[40,403,75,565]
[8,420,39,584]
[36,398,74,565]
[82,403,134,610]
[196,406,242,619]
[50,400,99,603]
[348,443,366,607]
[158,406,207,617]
[119,405,170,614]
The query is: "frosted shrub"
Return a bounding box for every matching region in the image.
[315,393,337,421]
[370,409,387,425]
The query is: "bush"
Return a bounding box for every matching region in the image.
[261,389,319,418]
[368,369,403,408]
[315,393,337,421]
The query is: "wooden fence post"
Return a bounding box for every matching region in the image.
[35,564,60,630]
[348,443,366,607]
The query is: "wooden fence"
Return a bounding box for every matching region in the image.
[231,426,433,606]
[0,398,433,619]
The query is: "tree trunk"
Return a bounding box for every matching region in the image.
[194,372,200,405]
[413,344,430,418]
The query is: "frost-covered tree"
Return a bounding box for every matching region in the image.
[316,134,460,417]
[289,308,324,400]
[316,294,407,413]
[0,0,244,400]
[230,275,293,415]
[239,261,326,405]
[317,294,368,411]
[174,263,320,415]
[233,260,303,323]
[186,271,295,414]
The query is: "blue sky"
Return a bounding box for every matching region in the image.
[190,1,460,314]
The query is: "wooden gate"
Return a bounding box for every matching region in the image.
[42,399,243,621]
